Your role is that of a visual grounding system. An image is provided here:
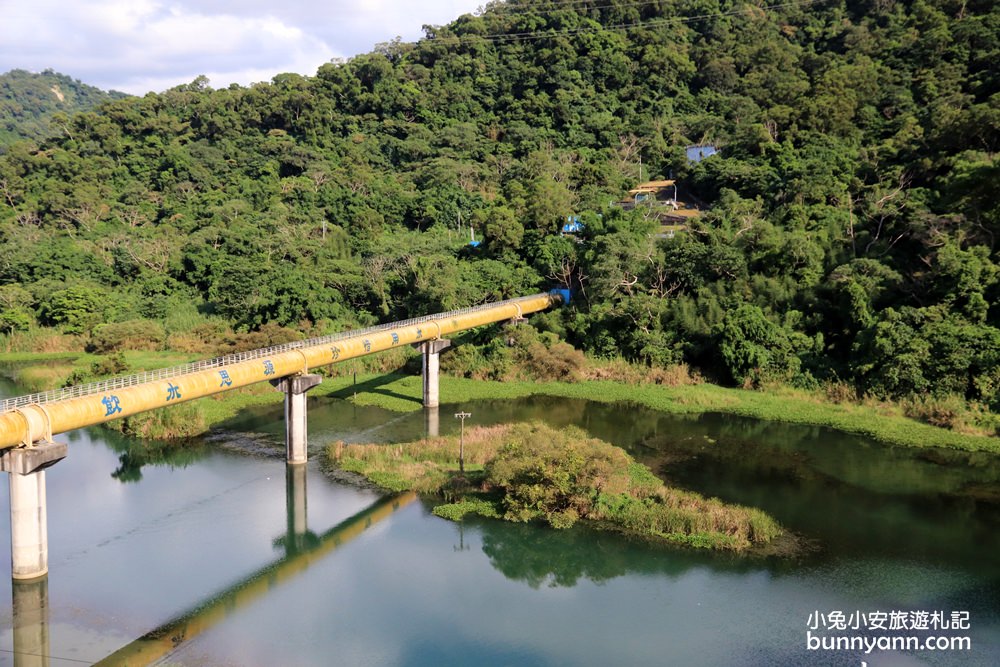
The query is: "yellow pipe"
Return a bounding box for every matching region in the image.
[0,293,560,449]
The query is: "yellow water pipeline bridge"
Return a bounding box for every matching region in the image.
[0,292,559,449]
[0,291,561,580]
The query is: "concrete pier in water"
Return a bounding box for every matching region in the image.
[271,374,322,464]
[2,441,66,581]
[418,339,451,408]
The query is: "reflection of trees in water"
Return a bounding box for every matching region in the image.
[655,433,1000,568]
[467,397,683,452]
[636,412,1000,500]
[481,523,626,588]
[110,441,208,483]
[477,518,763,589]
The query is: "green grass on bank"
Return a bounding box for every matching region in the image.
[317,372,1000,454]
[0,351,202,393]
[2,353,999,454]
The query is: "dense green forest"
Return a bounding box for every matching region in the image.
[0,0,997,425]
[0,69,127,149]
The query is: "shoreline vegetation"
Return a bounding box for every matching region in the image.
[325,422,788,554]
[1,350,999,454]
[2,349,994,556]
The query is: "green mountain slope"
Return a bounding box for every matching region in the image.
[0,69,127,149]
[0,0,997,420]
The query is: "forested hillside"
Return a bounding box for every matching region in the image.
[0,69,127,149]
[0,0,997,420]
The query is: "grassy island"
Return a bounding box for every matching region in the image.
[326,421,785,553]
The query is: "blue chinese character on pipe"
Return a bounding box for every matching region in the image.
[101,395,122,416]
[166,383,182,401]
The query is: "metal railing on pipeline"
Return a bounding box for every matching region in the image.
[0,294,553,413]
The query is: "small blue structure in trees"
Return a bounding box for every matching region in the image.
[549,288,572,305]
[562,216,584,234]
[467,228,481,247]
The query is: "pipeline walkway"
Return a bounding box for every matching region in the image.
[0,292,558,448]
[0,291,560,580]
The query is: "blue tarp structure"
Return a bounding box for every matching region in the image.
[562,215,584,234]
[549,288,572,305]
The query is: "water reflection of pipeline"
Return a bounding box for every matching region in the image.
[91,488,417,666]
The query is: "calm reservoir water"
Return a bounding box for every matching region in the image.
[1,377,998,666]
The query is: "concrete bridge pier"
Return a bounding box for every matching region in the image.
[271,374,322,464]
[1,442,67,581]
[12,576,50,667]
[418,340,451,408]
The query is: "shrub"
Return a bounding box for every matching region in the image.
[218,322,302,353]
[433,498,501,521]
[0,306,33,334]
[525,340,586,381]
[64,352,131,386]
[89,319,166,352]
[824,381,857,404]
[902,394,972,431]
[645,363,700,386]
[508,328,585,381]
[485,423,631,528]
[39,286,110,335]
[166,332,215,354]
[120,401,206,439]
[441,340,498,379]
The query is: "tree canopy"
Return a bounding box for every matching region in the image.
[0,0,997,413]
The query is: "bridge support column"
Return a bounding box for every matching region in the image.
[271,375,322,465]
[418,340,451,408]
[12,576,50,667]
[2,442,67,580]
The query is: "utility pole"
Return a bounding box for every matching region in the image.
[454,411,471,474]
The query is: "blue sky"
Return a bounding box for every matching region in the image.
[1,0,487,94]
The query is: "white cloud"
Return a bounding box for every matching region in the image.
[0,0,485,95]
